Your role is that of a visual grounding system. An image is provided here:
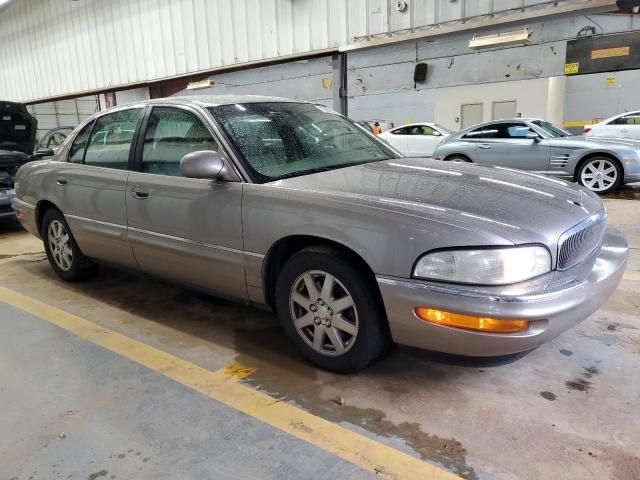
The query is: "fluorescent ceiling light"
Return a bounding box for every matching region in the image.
[469,28,532,49]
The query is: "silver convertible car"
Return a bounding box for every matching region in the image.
[12,96,628,372]
[433,118,640,194]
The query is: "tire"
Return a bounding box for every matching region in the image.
[445,155,471,163]
[577,157,622,195]
[275,247,391,373]
[42,208,98,281]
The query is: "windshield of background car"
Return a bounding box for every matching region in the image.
[435,124,453,134]
[210,102,400,182]
[531,120,571,138]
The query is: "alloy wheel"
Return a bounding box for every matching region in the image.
[48,220,73,271]
[580,159,618,192]
[289,270,359,357]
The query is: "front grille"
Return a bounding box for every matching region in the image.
[557,210,607,270]
[0,204,12,214]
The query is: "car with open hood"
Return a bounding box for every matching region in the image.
[1,101,37,220]
[12,96,628,372]
[432,118,640,194]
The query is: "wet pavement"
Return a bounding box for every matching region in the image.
[0,196,639,479]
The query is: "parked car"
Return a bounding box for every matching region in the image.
[1,101,37,220]
[33,126,76,159]
[13,96,627,372]
[584,111,640,140]
[379,122,451,156]
[433,118,640,194]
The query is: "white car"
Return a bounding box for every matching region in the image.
[584,111,640,140]
[379,123,452,156]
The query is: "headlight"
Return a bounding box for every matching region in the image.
[413,246,551,285]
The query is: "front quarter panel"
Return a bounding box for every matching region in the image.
[242,182,511,298]
[434,139,478,162]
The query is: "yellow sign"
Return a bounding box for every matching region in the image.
[591,46,630,60]
[606,77,617,85]
[564,63,579,75]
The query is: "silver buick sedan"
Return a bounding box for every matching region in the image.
[433,118,640,194]
[12,96,628,372]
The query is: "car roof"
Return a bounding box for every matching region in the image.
[605,110,640,122]
[128,95,305,109]
[387,122,439,132]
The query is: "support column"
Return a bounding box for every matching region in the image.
[332,53,348,116]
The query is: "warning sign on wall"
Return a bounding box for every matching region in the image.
[564,63,579,75]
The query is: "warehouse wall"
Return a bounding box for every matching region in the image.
[0,0,622,103]
[433,77,564,130]
[179,57,334,107]
[346,13,640,126]
[564,70,640,132]
[26,96,99,140]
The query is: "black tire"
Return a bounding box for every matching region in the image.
[42,208,98,281]
[445,155,471,163]
[576,157,622,195]
[275,246,391,373]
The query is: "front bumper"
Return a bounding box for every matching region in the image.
[377,228,628,356]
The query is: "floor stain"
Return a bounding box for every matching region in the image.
[87,471,108,480]
[583,366,601,378]
[559,349,573,356]
[566,378,591,392]
[116,453,126,459]
[232,334,478,480]
[540,391,557,401]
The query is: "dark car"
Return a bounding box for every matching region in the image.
[1,101,38,220]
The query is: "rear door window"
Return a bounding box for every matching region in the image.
[83,109,142,170]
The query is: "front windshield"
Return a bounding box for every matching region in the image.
[435,124,453,134]
[210,102,400,182]
[531,120,571,138]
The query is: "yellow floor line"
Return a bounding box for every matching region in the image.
[623,273,640,281]
[0,286,461,480]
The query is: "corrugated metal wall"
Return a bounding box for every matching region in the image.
[0,0,616,103]
[26,96,100,139]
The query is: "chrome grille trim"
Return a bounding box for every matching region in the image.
[557,210,607,271]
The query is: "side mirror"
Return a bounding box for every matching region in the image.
[180,150,239,181]
[525,132,541,142]
[432,130,442,137]
[33,148,55,159]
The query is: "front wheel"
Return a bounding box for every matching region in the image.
[577,157,622,194]
[275,247,390,372]
[42,208,98,281]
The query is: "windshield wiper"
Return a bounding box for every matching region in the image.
[277,166,338,179]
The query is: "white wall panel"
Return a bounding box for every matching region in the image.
[0,0,619,102]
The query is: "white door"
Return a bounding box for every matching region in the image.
[492,101,517,120]
[461,103,483,129]
[405,125,442,156]
[613,112,640,139]
[379,126,411,152]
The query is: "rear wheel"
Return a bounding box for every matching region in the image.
[275,247,390,372]
[577,157,622,194]
[42,209,98,281]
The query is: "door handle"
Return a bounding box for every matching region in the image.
[56,177,68,185]
[131,186,149,199]
[477,144,492,149]
[620,129,629,133]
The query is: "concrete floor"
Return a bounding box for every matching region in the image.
[1,191,639,480]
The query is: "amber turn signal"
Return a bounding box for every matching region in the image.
[415,308,528,333]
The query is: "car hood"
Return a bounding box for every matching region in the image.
[550,135,640,150]
[0,101,38,154]
[276,158,603,247]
